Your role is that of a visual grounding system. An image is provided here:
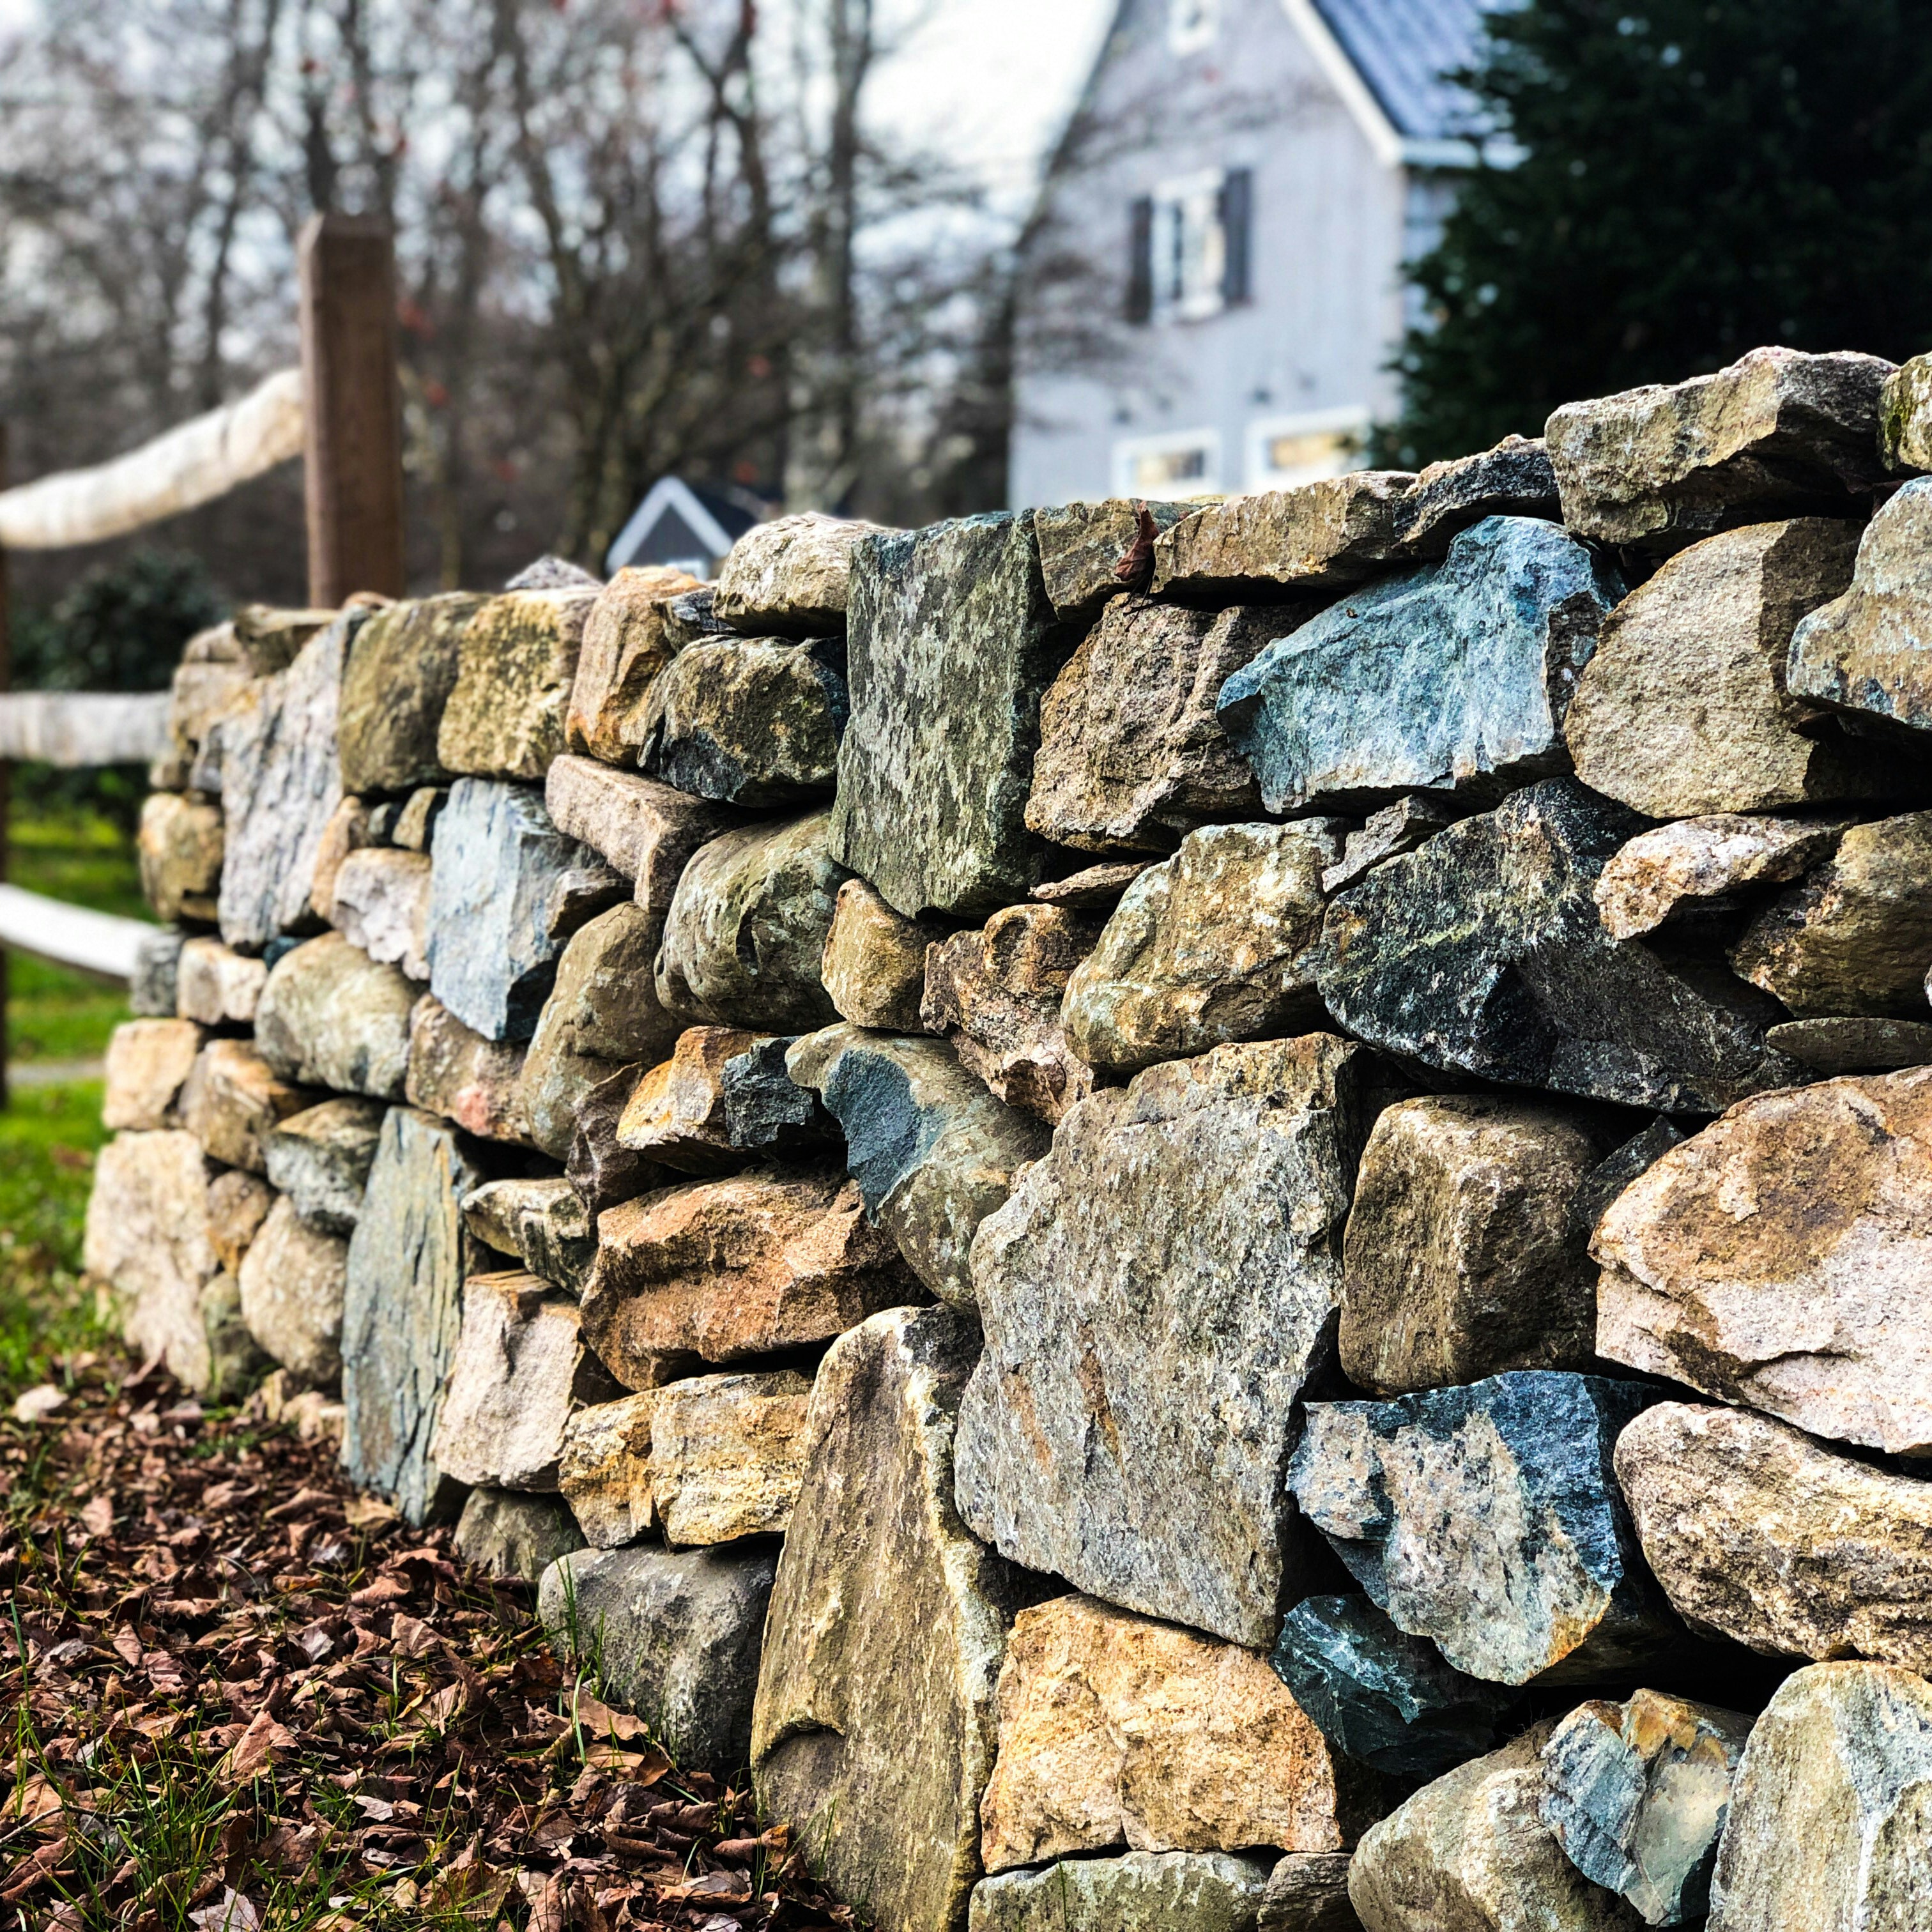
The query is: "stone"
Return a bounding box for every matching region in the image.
[130,926,187,1017]
[453,1487,585,1584]
[137,792,222,923]
[1218,518,1622,815]
[1322,797,1464,898]
[558,1392,659,1546]
[337,594,486,793]
[753,1308,1025,1932]
[164,650,252,784]
[1593,1067,1932,1456]
[103,1018,203,1131]
[1025,598,1271,852]
[404,997,531,1144]
[1392,435,1561,557]
[1289,1374,1676,1686]
[1539,1690,1751,1927]
[649,1368,813,1545]
[1339,1096,1604,1396]
[430,1272,613,1492]
[507,554,601,591]
[1061,821,1349,1074]
[1593,814,1852,940]
[580,1167,914,1383]
[1881,354,1932,473]
[792,1027,1050,1305]
[1151,471,1415,599]
[664,585,734,647]
[436,586,596,781]
[616,1027,763,1172]
[174,937,268,1024]
[1347,1722,1643,1932]
[1728,811,1932,1017]
[1313,779,1798,1114]
[180,1038,317,1174]
[1031,860,1152,910]
[923,905,1100,1123]
[257,1370,346,1444]
[720,1034,834,1155]
[306,795,371,924]
[1260,1855,1361,1932]
[461,1177,597,1294]
[1271,1595,1520,1782]
[636,638,846,806]
[1706,1662,1932,1932]
[832,512,1062,919]
[425,778,627,1043]
[543,755,739,915]
[232,602,337,672]
[263,1096,386,1236]
[713,511,893,634]
[981,1593,1384,1875]
[254,933,415,1100]
[1615,1401,1932,1670]
[329,847,431,981]
[1764,1015,1932,1071]
[567,1066,663,1213]
[565,565,701,761]
[956,1035,1392,1648]
[820,878,939,1032]
[541,1544,777,1773]
[655,812,846,1031]
[970,1854,1273,1932]
[206,1168,274,1274]
[341,1107,484,1524]
[1032,498,1195,624]
[236,1194,349,1388]
[1545,346,1895,551]
[199,1269,271,1401]
[392,786,445,852]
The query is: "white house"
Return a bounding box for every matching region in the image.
[1009,0,1497,507]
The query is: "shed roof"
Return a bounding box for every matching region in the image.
[1307,0,1493,141]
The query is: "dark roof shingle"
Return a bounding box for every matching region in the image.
[1308,0,1496,141]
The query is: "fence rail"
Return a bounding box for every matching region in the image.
[0,692,171,766]
[0,884,151,983]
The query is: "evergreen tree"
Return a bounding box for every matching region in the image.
[1386,0,1932,466]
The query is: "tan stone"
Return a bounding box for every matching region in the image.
[103,1019,203,1131]
[137,792,223,923]
[981,1595,1383,1876]
[438,588,597,781]
[650,1370,813,1545]
[307,794,372,922]
[1593,813,1853,940]
[255,931,418,1101]
[330,846,431,981]
[206,1168,274,1275]
[461,1176,596,1291]
[615,1027,760,1171]
[1151,473,1414,599]
[179,1038,317,1174]
[566,566,701,761]
[236,1194,349,1388]
[173,938,269,1025]
[714,512,894,634]
[820,877,937,1032]
[1882,353,1932,473]
[1032,498,1193,623]
[558,1392,659,1547]
[544,754,740,915]
[404,997,531,1144]
[339,594,487,794]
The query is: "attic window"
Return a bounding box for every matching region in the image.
[1169,0,1219,54]
[1126,168,1252,324]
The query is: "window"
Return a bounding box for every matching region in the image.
[1169,0,1219,54]
[1246,408,1371,489]
[1114,429,1223,498]
[1126,168,1252,325]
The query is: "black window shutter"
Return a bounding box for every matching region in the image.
[1126,195,1154,324]
[1220,167,1253,307]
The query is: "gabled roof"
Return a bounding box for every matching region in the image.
[1308,0,1492,142]
[605,477,763,575]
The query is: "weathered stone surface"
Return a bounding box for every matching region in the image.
[138,792,222,923]
[1152,472,1414,599]
[664,584,733,647]
[714,511,893,634]
[426,778,627,1043]
[255,933,415,1100]
[262,1097,385,1236]
[650,1369,813,1545]
[544,755,739,915]
[461,1177,597,1294]
[236,1194,349,1388]
[452,1487,585,1584]
[1271,1596,1519,1782]
[437,588,595,781]
[923,905,1099,1123]
[1260,1855,1360,1932]
[1025,598,1270,852]
[1061,822,1346,1074]
[174,937,268,1024]
[1031,860,1152,910]
[582,1167,913,1383]
[567,1066,663,1213]
[542,1544,778,1773]
[201,1269,272,1400]
[1594,1068,1932,1456]
[206,1167,274,1275]
[617,1027,762,1172]
[792,1027,1049,1305]
[180,1038,317,1174]
[832,514,1062,919]
[507,555,601,592]
[1706,1662,1932,1932]
[753,1308,1025,1932]
[307,794,372,922]
[1540,1690,1751,1927]
[1340,1096,1602,1395]
[1881,354,1932,473]
[957,1036,1391,1648]
[558,1392,659,1547]
[404,997,531,1144]
[565,565,700,761]
[330,847,431,980]
[131,926,187,1017]
[1593,813,1851,940]
[392,786,445,852]
[820,878,938,1032]
[103,1018,203,1131]
[1546,347,1895,551]
[720,1034,835,1154]
[1322,796,1463,899]
[1218,518,1621,815]
[655,812,846,1031]
[337,594,486,792]
[983,1593,1384,1874]
[1313,779,1797,1114]
[1765,1015,1932,1071]
[229,603,338,673]
[1392,435,1561,558]
[1032,498,1193,624]
[1291,1374,1676,1685]
[341,1108,484,1524]
[971,1854,1273,1932]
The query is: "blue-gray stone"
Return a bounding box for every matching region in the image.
[425,777,626,1043]
[1216,516,1623,815]
[1289,1372,1680,1686]
[721,1035,836,1154]
[131,926,186,1017]
[1271,1595,1519,1780]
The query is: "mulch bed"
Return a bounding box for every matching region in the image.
[0,1356,854,1931]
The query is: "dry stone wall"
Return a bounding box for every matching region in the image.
[90,345,1932,1929]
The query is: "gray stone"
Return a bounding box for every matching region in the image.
[1260,1855,1361,1932]
[130,927,187,1018]
[437,586,596,781]
[956,1035,1393,1648]
[721,1034,835,1154]
[174,937,268,1025]
[1289,1373,1676,1686]
[543,754,739,916]
[1765,1015,1932,1071]
[179,1038,318,1174]
[1032,498,1193,623]
[565,565,700,762]
[820,877,941,1032]
[1593,813,1853,942]
[970,1855,1273,1932]
[1322,797,1464,899]
[338,594,486,794]
[1216,517,1621,815]
[329,847,431,981]
[567,1066,663,1213]
[263,1096,386,1235]
[664,584,733,648]
[1392,435,1561,558]
[236,1193,349,1389]
[1566,1119,1685,1244]
[714,511,894,634]
[1151,471,1415,599]
[617,1026,766,1173]
[137,792,222,924]
[453,1487,585,1583]
[255,933,416,1100]
[461,1177,597,1295]
[1881,353,1932,473]
[199,1269,271,1403]
[404,997,532,1145]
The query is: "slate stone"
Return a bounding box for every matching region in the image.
[558,1392,659,1547]
[426,778,627,1043]
[452,1487,585,1584]
[404,997,532,1146]
[1271,1595,1519,1781]
[1322,796,1464,898]
[236,1193,349,1389]
[970,1855,1273,1932]
[565,565,700,761]
[1391,435,1561,558]
[1593,813,1852,941]
[103,1018,203,1132]
[1032,498,1193,624]
[131,926,187,1017]
[956,1036,1394,1648]
[831,512,1062,919]
[1545,346,1896,551]
[1259,1855,1361,1932]
[567,1066,664,1214]
[1217,516,1621,815]
[649,1368,813,1545]
[1881,353,1932,473]
[1566,1119,1685,1243]
[254,933,416,1100]
[263,1096,387,1235]
[180,1038,318,1174]
[174,937,268,1025]
[330,846,431,980]
[337,594,486,794]
[540,1544,778,1774]
[664,584,734,647]
[1312,779,1799,1114]
[1151,471,1414,599]
[544,754,740,915]
[819,877,940,1032]
[1764,1015,1932,1072]
[1289,1374,1676,1686]
[713,511,894,634]
[437,586,596,781]
[461,1176,597,1295]
[137,792,222,924]
[720,1034,834,1154]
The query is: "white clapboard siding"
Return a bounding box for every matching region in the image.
[0,884,149,981]
[0,692,171,766]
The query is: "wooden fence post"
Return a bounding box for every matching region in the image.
[298,213,406,608]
